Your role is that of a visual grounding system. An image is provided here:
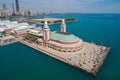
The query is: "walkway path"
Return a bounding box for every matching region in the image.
[19,40,110,77]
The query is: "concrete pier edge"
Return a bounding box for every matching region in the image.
[19,40,110,77]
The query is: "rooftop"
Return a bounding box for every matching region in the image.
[50,31,79,42]
[0,20,34,33]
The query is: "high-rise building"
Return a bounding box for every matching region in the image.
[15,0,20,12]
[12,3,16,16]
[12,3,15,13]
[3,3,7,10]
[0,11,1,16]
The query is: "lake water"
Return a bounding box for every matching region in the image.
[0,13,120,80]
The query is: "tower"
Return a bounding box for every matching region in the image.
[61,19,66,32]
[43,20,50,41]
[12,3,16,16]
[15,0,20,12]
[3,3,7,10]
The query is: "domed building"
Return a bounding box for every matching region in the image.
[40,19,83,52]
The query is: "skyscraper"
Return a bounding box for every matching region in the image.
[15,0,20,12]
[12,3,16,16]
[3,3,7,10]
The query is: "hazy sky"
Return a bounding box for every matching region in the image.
[0,0,120,13]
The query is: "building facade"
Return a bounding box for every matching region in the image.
[39,19,83,52]
[43,20,50,41]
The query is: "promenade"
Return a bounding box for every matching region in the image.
[19,40,110,77]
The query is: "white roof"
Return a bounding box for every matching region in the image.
[0,20,34,32]
[19,23,29,26]
[29,29,43,36]
[10,21,18,24]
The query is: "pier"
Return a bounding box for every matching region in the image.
[0,19,110,77]
[19,40,110,77]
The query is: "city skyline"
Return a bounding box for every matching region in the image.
[0,0,120,13]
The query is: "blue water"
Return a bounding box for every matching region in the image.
[0,14,120,80]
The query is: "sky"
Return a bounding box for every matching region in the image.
[0,0,120,13]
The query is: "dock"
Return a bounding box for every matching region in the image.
[19,40,110,77]
[0,19,111,77]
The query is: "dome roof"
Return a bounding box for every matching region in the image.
[50,31,79,42]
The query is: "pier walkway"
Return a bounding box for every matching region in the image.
[19,40,110,77]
